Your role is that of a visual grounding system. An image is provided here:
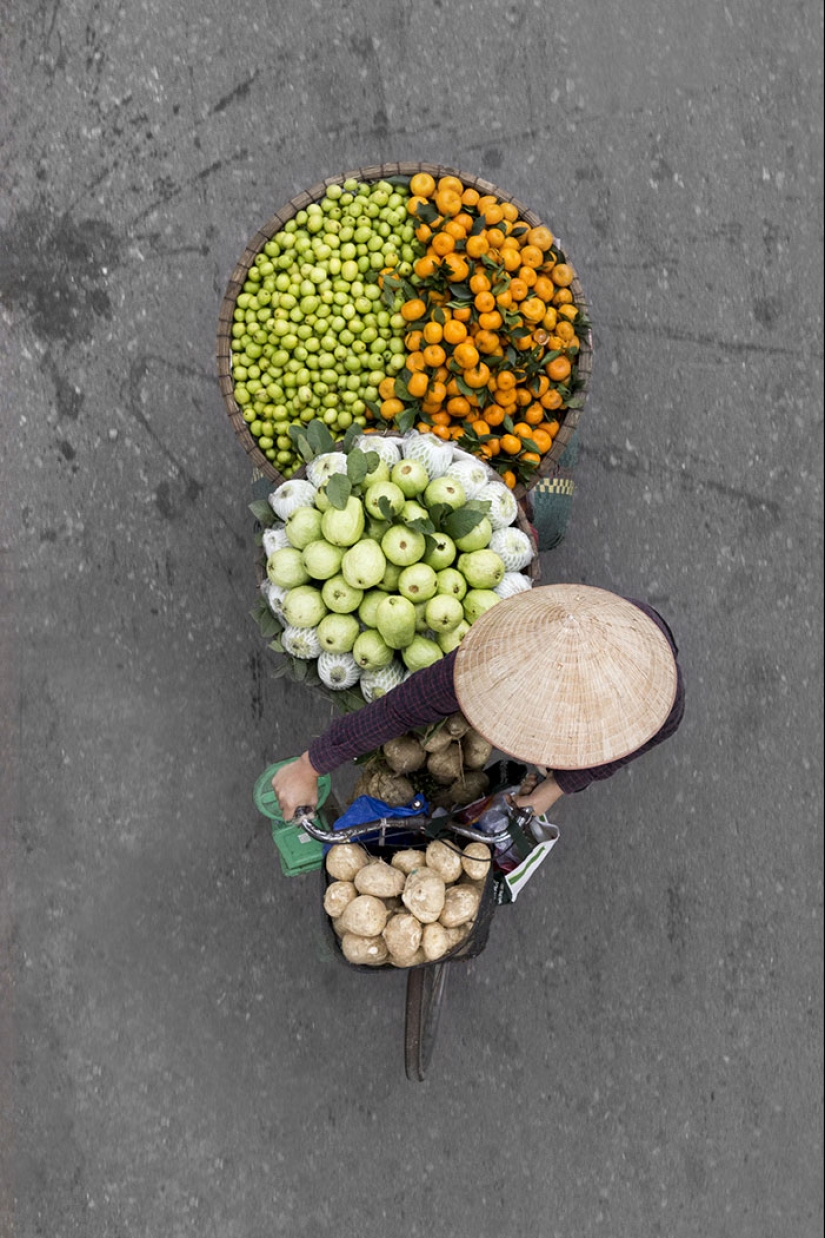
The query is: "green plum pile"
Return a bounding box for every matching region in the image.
[256,430,537,706]
[229,178,421,477]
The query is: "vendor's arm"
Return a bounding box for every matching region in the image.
[268,648,462,804]
[307,650,460,774]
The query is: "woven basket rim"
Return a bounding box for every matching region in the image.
[217,161,593,497]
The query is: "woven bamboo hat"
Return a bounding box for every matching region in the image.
[453,584,678,769]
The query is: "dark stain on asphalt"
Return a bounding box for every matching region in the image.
[210,72,259,116]
[121,356,204,514]
[154,477,203,520]
[155,483,176,521]
[0,202,120,345]
[649,140,675,187]
[249,650,264,722]
[752,295,782,328]
[574,155,611,239]
[762,218,783,259]
[666,881,687,950]
[48,359,85,421]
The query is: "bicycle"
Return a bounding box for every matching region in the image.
[293,787,557,1082]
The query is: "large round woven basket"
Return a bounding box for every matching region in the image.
[217,161,593,500]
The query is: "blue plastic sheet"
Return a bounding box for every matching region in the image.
[331,793,429,833]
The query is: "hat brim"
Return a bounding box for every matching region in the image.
[453,585,678,769]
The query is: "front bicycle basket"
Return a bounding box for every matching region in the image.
[321,835,503,974]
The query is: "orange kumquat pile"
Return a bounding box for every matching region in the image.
[367,172,589,488]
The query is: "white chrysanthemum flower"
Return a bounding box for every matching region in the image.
[306,452,349,489]
[262,525,291,557]
[354,435,402,467]
[488,526,535,572]
[493,571,534,599]
[268,478,317,521]
[280,625,323,660]
[402,430,453,478]
[443,457,492,500]
[317,651,361,690]
[475,481,519,530]
[359,659,406,702]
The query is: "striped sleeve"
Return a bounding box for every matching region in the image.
[308,650,461,774]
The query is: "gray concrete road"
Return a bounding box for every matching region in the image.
[2,2,822,1236]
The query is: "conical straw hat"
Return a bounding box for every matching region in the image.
[453,584,678,769]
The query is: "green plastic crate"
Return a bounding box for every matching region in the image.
[271,820,325,876]
[253,760,333,876]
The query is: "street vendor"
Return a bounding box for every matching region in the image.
[271,584,685,820]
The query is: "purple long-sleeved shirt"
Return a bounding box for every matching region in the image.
[308,600,684,794]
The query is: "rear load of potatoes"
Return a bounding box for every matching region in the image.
[323,837,493,967]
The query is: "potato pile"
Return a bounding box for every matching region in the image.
[323,836,492,967]
[351,710,493,810]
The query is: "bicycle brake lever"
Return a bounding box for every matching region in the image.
[504,796,535,830]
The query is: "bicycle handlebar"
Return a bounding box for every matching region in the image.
[292,808,516,849]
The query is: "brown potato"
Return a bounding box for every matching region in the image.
[422,727,454,754]
[461,730,493,770]
[445,711,470,738]
[325,843,370,883]
[382,912,423,963]
[382,735,427,773]
[354,859,406,899]
[402,868,447,924]
[372,770,416,807]
[439,883,481,928]
[425,838,463,884]
[391,848,427,875]
[461,842,492,882]
[341,933,389,966]
[338,894,389,938]
[427,744,463,785]
[323,880,358,919]
[421,921,453,962]
[387,948,427,969]
[447,770,490,804]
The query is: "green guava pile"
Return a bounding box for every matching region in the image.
[252,425,537,709]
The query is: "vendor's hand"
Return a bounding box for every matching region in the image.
[518,769,544,797]
[272,752,321,821]
[513,771,564,816]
